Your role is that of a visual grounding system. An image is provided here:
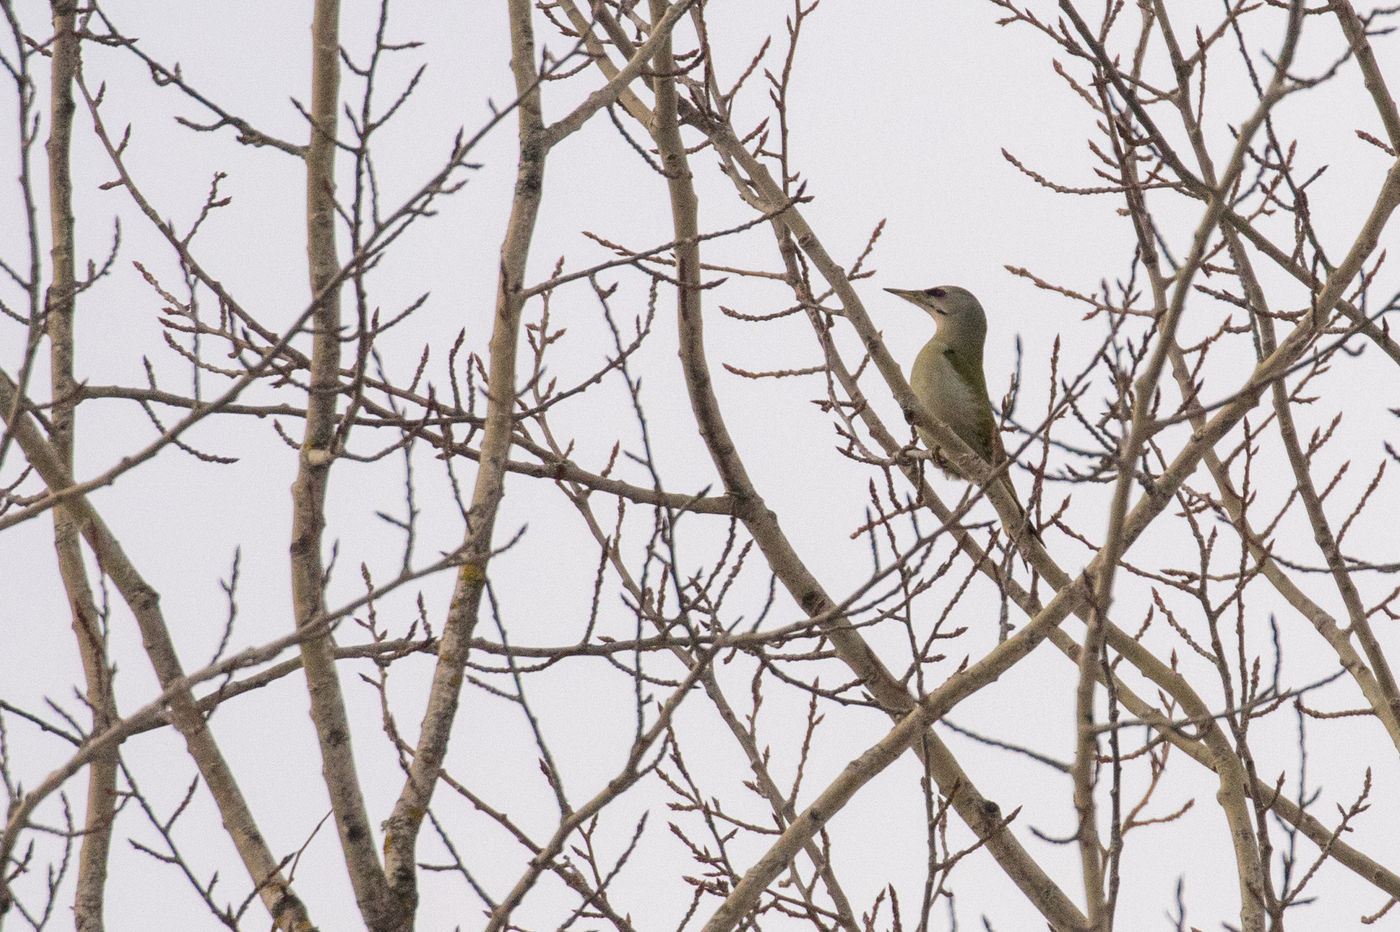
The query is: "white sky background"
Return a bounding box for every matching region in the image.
[2,1,1399,930]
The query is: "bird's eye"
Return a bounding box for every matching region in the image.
[925,287,946,299]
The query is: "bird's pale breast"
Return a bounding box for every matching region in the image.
[911,341,996,469]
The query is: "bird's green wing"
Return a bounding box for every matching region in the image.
[943,347,1001,465]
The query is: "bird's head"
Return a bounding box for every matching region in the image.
[884,285,987,349]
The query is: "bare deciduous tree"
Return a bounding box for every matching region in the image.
[2,2,1399,930]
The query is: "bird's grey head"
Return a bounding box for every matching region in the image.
[884,285,987,348]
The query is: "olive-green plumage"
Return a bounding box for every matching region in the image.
[886,285,1036,537]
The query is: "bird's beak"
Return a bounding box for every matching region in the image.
[886,288,944,315]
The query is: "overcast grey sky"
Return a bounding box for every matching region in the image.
[3,3,1400,930]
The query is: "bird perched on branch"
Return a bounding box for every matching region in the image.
[885,285,1039,540]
